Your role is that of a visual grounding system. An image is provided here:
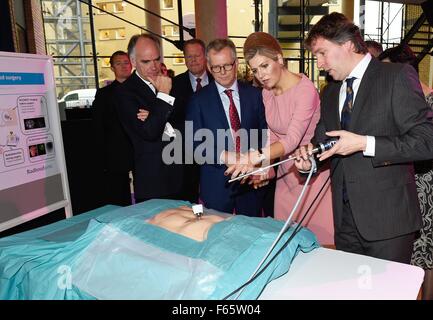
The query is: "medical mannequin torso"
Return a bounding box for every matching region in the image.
[147,206,227,241]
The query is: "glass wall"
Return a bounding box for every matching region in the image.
[42,0,95,100]
[40,0,268,105]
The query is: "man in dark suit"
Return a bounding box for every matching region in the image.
[294,13,433,263]
[171,39,213,110]
[92,50,133,206]
[186,39,267,217]
[170,38,213,203]
[115,34,183,203]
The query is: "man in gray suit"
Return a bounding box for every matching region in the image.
[294,12,433,263]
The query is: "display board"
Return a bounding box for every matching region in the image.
[0,51,72,232]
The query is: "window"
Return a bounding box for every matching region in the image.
[115,28,126,39]
[172,26,179,36]
[113,2,125,13]
[101,58,111,68]
[64,93,79,101]
[162,25,170,36]
[99,29,111,40]
[96,3,108,14]
[172,53,185,65]
[162,25,179,37]
[162,0,174,9]
[96,1,124,14]
[99,28,126,40]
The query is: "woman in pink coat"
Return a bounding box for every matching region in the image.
[224,32,334,244]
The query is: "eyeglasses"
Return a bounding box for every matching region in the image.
[210,61,236,73]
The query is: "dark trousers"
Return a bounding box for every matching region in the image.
[179,164,200,204]
[203,186,265,218]
[335,200,416,264]
[102,171,132,206]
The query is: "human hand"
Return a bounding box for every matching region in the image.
[224,150,264,181]
[221,151,242,166]
[137,108,149,121]
[293,143,314,171]
[248,167,275,189]
[149,74,172,94]
[317,131,367,161]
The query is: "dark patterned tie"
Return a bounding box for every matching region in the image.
[196,78,202,91]
[224,89,241,153]
[341,77,356,203]
[340,77,356,130]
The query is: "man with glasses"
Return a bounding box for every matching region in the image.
[186,39,267,217]
[170,38,213,203]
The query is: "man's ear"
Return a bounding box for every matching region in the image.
[130,57,137,69]
[342,41,354,52]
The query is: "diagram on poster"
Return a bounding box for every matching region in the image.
[0,93,58,190]
[0,51,72,232]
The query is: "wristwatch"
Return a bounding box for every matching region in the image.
[252,148,266,165]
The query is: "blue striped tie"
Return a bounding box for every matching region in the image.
[341,77,356,130]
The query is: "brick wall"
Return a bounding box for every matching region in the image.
[8,0,18,51]
[24,0,46,54]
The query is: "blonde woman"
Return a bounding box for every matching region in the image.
[224,32,333,244]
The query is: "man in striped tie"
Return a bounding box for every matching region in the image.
[294,12,433,264]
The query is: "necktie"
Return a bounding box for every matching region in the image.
[340,77,356,130]
[224,89,241,153]
[341,77,356,203]
[196,78,202,91]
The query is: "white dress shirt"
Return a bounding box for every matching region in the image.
[188,71,209,92]
[215,80,242,135]
[338,53,375,156]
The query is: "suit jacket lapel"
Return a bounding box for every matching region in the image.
[349,59,378,131]
[182,71,194,95]
[326,81,342,130]
[132,71,156,100]
[210,81,230,130]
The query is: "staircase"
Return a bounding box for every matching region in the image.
[401,1,433,63]
[271,0,330,75]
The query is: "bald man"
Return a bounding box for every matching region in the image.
[115,34,184,202]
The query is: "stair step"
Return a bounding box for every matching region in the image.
[278,24,313,32]
[277,6,329,16]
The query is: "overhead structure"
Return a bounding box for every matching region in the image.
[41,0,95,98]
[269,0,329,77]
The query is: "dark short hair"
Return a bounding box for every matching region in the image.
[365,40,383,54]
[183,38,206,53]
[109,50,128,66]
[305,12,368,54]
[378,44,419,73]
[206,38,237,62]
[127,33,161,59]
